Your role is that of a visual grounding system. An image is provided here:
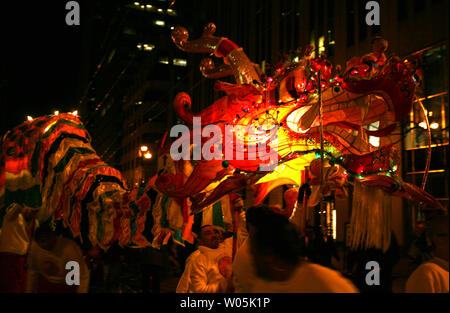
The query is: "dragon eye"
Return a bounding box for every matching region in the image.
[334,86,341,93]
[285,106,311,134]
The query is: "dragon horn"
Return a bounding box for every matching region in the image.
[172,23,261,86]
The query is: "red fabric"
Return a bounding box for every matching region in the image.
[36,275,77,293]
[342,145,393,174]
[364,124,397,137]
[216,39,239,57]
[0,253,26,293]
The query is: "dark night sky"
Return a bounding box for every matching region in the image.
[0,1,85,136]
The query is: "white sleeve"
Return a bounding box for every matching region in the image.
[236,211,248,249]
[189,255,226,293]
[176,256,193,293]
[4,203,23,222]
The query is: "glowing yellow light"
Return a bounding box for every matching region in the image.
[154,20,165,26]
[369,136,380,147]
[157,8,163,12]
[318,36,325,55]
[140,145,148,152]
[142,44,155,51]
[430,122,439,129]
[54,110,59,116]
[134,2,139,5]
[44,121,57,133]
[144,152,152,159]
[332,209,336,240]
[146,4,152,8]
[286,106,311,134]
[173,58,187,66]
[419,121,427,129]
[27,116,33,121]
[72,110,78,116]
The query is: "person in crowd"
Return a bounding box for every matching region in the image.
[25,223,90,293]
[176,224,234,293]
[0,203,38,293]
[405,214,449,293]
[176,196,245,293]
[234,205,359,293]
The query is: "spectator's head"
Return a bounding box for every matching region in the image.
[34,224,58,251]
[20,205,35,222]
[246,205,302,281]
[428,214,449,261]
[197,225,221,249]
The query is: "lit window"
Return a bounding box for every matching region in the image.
[318,36,325,55]
[137,43,155,51]
[167,8,176,15]
[157,8,163,12]
[173,58,187,66]
[134,2,139,5]
[430,122,440,129]
[154,20,165,27]
[159,57,169,64]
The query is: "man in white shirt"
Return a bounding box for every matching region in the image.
[176,225,234,293]
[0,203,37,293]
[405,214,449,293]
[25,224,90,293]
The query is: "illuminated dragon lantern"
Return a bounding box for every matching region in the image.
[152,23,444,249]
[0,113,154,250]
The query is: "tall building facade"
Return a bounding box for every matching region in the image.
[80,0,191,187]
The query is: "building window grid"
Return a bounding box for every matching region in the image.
[403,45,449,205]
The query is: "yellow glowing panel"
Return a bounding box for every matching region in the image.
[256,153,315,186]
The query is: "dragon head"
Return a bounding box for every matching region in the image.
[159,24,442,216]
